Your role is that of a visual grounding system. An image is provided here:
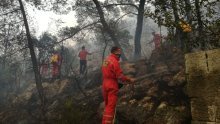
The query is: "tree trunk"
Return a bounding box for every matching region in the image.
[101,31,108,64]
[18,0,45,106]
[195,0,203,32]
[184,0,192,52]
[59,45,64,78]
[134,0,146,60]
[92,0,127,61]
[171,0,183,49]
[184,0,192,24]
[195,0,204,49]
[2,24,10,69]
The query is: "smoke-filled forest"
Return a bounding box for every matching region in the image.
[0,0,220,124]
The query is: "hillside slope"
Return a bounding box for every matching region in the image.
[0,46,191,124]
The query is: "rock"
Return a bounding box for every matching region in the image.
[155,63,169,72]
[129,99,137,105]
[158,102,168,109]
[147,87,158,97]
[43,79,70,98]
[12,83,36,104]
[121,102,127,105]
[175,106,186,112]
[186,49,220,123]
[168,69,186,86]
[143,102,154,110]
[142,96,151,102]
[121,62,137,76]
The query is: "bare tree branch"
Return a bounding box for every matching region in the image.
[0,20,23,28]
[2,46,28,59]
[55,21,100,45]
[113,12,133,27]
[103,3,139,10]
[0,8,20,16]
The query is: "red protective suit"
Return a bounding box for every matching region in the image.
[51,53,62,78]
[102,54,129,124]
[52,63,59,78]
[78,50,90,60]
[153,33,162,49]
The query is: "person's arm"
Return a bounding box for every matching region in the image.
[113,61,134,83]
[78,52,81,57]
[86,51,92,55]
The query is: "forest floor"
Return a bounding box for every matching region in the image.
[0,45,191,124]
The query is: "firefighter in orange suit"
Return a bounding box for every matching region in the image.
[102,46,135,124]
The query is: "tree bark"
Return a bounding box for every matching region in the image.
[18,0,45,106]
[101,30,108,64]
[92,0,127,61]
[195,0,205,49]
[184,0,193,52]
[184,0,192,24]
[195,0,203,32]
[2,24,11,69]
[134,0,146,60]
[171,0,182,49]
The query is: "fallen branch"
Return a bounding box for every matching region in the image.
[134,70,169,82]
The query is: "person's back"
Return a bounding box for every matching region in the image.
[102,54,124,81]
[78,46,91,74]
[78,49,89,60]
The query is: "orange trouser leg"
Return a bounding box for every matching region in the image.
[102,87,118,124]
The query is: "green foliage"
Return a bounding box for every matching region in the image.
[205,19,220,48]
[25,0,72,14]
[145,0,220,50]
[37,32,57,48]
[0,58,22,101]
[59,46,78,76]
[59,26,81,38]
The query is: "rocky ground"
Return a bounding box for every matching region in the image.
[0,46,191,124]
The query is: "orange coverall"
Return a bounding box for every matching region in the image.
[102,54,130,124]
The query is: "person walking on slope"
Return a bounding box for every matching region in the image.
[151,32,163,49]
[102,46,135,124]
[78,46,92,75]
